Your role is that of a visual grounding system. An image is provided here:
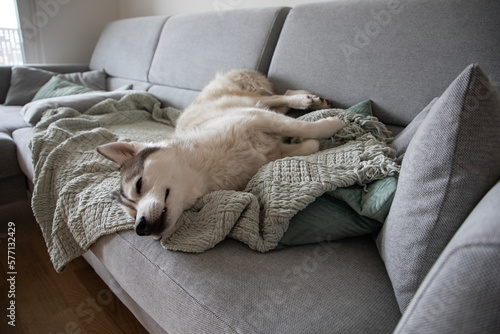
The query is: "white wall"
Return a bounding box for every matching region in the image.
[118,0,312,18]
[24,0,314,64]
[19,0,120,64]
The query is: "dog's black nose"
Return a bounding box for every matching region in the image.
[135,216,150,236]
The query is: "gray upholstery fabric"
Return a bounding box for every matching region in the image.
[12,127,34,182]
[106,77,151,92]
[390,98,438,158]
[268,0,500,126]
[378,64,500,312]
[82,251,168,334]
[396,180,500,334]
[0,132,21,178]
[89,16,169,81]
[89,232,400,334]
[148,7,290,91]
[147,84,201,109]
[0,105,28,135]
[0,106,29,178]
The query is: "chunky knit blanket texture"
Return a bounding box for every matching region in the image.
[30,93,398,272]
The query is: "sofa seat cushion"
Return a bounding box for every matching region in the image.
[89,232,401,334]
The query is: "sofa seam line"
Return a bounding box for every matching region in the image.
[146,16,171,84]
[147,83,201,93]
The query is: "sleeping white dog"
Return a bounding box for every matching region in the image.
[97,70,345,238]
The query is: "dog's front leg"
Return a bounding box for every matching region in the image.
[254,111,346,140]
[278,139,321,157]
[258,90,331,114]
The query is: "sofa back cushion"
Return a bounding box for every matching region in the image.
[89,16,169,82]
[146,7,290,109]
[267,0,500,127]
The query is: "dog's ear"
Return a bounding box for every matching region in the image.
[97,142,147,166]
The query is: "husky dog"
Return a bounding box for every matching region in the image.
[97,70,345,238]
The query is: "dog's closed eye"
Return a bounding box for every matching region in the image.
[136,177,142,194]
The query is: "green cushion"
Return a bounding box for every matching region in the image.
[32,76,95,101]
[328,176,397,223]
[277,99,397,248]
[276,195,383,248]
[347,99,372,116]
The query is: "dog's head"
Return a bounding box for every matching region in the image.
[97,141,201,238]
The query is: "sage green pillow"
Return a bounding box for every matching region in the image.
[347,99,372,116]
[277,99,397,249]
[277,194,383,249]
[32,76,95,101]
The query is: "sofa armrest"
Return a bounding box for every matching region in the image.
[0,64,90,104]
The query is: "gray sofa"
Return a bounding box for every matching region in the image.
[1,0,500,333]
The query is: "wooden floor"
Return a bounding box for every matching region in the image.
[0,200,149,334]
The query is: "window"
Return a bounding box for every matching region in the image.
[0,0,24,65]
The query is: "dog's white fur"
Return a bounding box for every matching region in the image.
[97,70,345,237]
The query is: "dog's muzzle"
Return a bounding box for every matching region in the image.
[135,208,166,236]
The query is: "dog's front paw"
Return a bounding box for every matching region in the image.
[291,94,331,110]
[316,117,346,137]
[310,95,331,110]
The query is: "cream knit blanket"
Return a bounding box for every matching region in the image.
[30,93,398,272]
